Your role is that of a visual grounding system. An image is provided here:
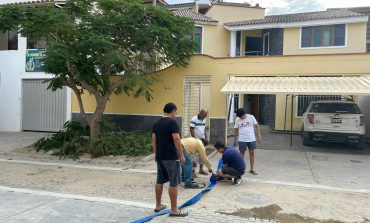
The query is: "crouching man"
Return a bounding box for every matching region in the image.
[181,137,213,189]
[213,142,245,185]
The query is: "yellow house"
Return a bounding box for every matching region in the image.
[73,2,370,144]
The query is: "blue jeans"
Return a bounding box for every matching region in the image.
[181,149,193,186]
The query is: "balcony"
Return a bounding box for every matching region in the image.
[230,28,284,57]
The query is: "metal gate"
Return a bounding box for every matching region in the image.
[22,79,67,132]
[183,76,211,137]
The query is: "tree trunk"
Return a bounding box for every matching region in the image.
[88,95,110,139]
[89,117,101,139]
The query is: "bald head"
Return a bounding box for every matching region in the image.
[199,109,208,120]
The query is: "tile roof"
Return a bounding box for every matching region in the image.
[212,2,252,8]
[174,9,218,24]
[4,0,64,4]
[162,2,195,10]
[225,9,367,27]
[329,7,370,15]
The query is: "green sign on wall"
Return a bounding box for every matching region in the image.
[26,49,46,72]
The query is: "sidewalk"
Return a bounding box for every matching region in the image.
[0,187,274,223]
[0,188,150,223]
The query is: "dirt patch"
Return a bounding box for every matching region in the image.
[218,204,345,223]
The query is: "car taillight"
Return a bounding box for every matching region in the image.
[308,114,314,124]
[360,116,365,126]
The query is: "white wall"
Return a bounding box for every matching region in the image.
[359,96,370,142]
[0,35,70,132]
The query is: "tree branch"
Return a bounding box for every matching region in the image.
[109,76,125,92]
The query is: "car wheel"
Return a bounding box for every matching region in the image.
[353,139,365,150]
[302,132,313,146]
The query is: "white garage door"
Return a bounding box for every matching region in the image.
[22,79,67,132]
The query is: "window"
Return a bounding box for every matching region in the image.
[301,24,345,48]
[235,31,241,56]
[187,26,203,53]
[27,37,47,49]
[310,103,360,114]
[0,30,18,50]
[296,95,342,116]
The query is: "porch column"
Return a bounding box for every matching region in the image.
[229,31,236,57]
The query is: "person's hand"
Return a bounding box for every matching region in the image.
[233,141,237,147]
[258,136,262,144]
[180,155,186,165]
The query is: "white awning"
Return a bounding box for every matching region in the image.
[221,76,370,95]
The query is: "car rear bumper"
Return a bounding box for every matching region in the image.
[305,132,365,143]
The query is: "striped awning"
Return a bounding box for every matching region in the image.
[221,76,370,95]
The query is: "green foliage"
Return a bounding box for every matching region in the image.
[35,121,151,158]
[86,131,152,158]
[0,0,195,139]
[35,121,89,153]
[0,0,195,99]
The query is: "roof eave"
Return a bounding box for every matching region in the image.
[194,21,218,25]
[224,16,369,31]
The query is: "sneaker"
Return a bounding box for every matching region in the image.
[233,176,243,185]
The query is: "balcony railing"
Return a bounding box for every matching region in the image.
[235,51,270,57]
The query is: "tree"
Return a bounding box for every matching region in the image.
[0,0,194,138]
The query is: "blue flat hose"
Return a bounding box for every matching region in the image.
[131,159,223,223]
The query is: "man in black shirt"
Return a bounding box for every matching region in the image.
[152,103,187,217]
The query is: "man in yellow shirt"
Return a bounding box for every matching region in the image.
[181,137,213,189]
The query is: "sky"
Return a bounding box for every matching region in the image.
[166,0,370,15]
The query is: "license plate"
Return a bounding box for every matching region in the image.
[331,118,342,123]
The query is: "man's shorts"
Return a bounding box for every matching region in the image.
[191,153,204,165]
[239,141,257,151]
[222,166,245,177]
[156,160,181,186]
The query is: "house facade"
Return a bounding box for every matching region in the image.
[1,0,370,144]
[71,2,370,143]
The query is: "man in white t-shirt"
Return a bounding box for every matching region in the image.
[233,108,261,175]
[190,109,208,175]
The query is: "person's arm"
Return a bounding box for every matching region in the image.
[204,129,208,140]
[190,128,196,138]
[172,133,185,164]
[197,141,212,173]
[151,133,157,162]
[233,128,238,146]
[255,124,262,143]
[253,116,261,143]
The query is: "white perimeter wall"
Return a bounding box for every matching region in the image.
[359,96,370,141]
[0,35,71,132]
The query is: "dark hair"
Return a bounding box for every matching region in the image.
[236,108,246,118]
[163,103,177,113]
[200,138,208,147]
[214,141,225,149]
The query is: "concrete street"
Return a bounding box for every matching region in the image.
[0,131,369,223]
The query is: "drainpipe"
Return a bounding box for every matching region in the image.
[153,0,156,6]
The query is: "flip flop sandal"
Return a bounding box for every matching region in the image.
[249,170,258,175]
[169,211,188,217]
[154,204,166,213]
[199,171,209,175]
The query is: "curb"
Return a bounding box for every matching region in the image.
[141,153,155,162]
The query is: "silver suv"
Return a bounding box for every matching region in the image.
[301,101,366,149]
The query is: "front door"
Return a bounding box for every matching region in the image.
[243,94,259,121]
